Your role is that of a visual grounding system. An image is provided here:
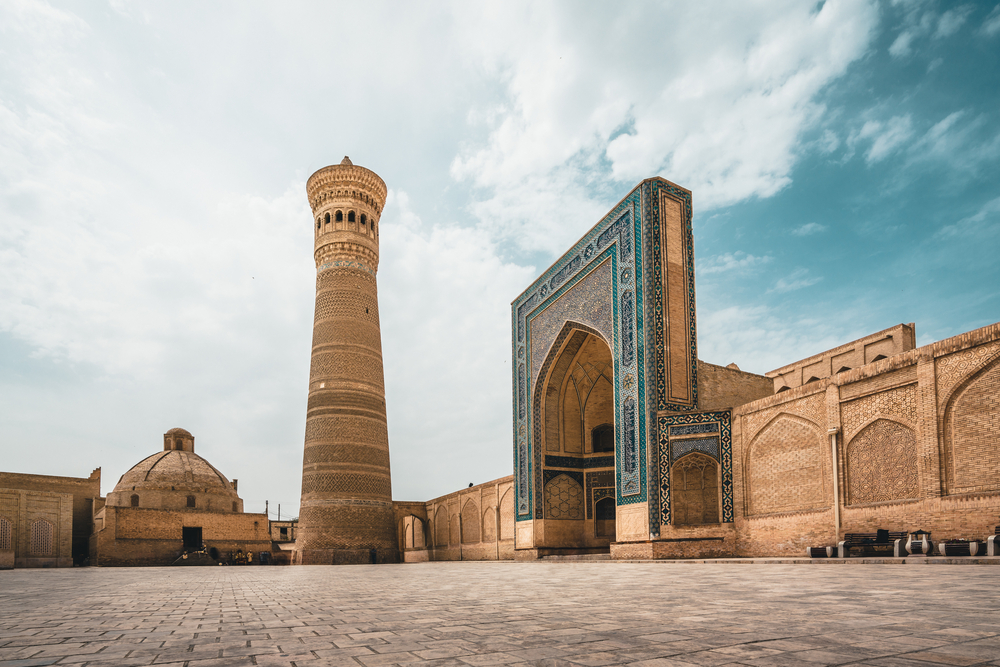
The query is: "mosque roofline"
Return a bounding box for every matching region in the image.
[509,175,690,305]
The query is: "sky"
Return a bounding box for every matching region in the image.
[2,0,999,519]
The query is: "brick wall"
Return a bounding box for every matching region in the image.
[93,506,271,566]
[726,321,1000,557]
[0,468,99,566]
[393,476,515,562]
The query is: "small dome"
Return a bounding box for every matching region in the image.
[106,431,243,513]
[340,156,353,165]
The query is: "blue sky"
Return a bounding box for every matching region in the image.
[1,0,998,517]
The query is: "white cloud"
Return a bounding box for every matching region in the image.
[770,268,822,293]
[791,222,827,236]
[935,6,972,39]
[983,5,1000,37]
[936,196,1000,238]
[857,115,914,163]
[697,305,858,374]
[889,30,916,58]
[379,191,535,499]
[451,0,879,251]
[698,252,772,275]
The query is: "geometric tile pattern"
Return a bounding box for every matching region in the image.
[513,184,650,520]
[658,411,733,526]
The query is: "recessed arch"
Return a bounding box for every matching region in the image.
[845,418,918,504]
[942,354,1000,494]
[672,451,720,525]
[744,412,827,516]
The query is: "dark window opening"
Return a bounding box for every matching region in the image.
[231,501,238,512]
[324,212,330,225]
[335,210,343,222]
[130,494,139,507]
[871,354,887,362]
[280,526,288,538]
[592,423,614,453]
[186,495,196,508]
[316,219,321,230]
[360,213,367,226]
[805,376,821,384]
[348,211,356,223]
[595,497,616,538]
[182,526,202,550]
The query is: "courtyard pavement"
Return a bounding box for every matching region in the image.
[2,562,1000,667]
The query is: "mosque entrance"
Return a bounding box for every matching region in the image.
[182,527,202,551]
[537,326,617,550]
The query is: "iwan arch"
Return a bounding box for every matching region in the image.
[393,175,1000,562]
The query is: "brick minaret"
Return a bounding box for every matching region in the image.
[296,157,397,565]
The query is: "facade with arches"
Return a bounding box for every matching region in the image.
[499,175,1000,559]
[0,468,97,568]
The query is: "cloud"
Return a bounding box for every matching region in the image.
[698,252,772,275]
[934,6,972,39]
[450,0,879,251]
[791,222,827,236]
[887,4,973,60]
[983,5,1000,37]
[857,115,914,163]
[936,196,1000,238]
[888,31,916,58]
[378,191,536,499]
[770,268,822,293]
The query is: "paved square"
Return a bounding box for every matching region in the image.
[2,562,1000,667]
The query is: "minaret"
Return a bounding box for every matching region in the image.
[296,157,397,565]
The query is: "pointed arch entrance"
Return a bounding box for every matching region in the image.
[532,322,617,549]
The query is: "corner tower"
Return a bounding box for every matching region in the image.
[297,157,397,565]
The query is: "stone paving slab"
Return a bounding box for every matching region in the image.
[2,563,1000,667]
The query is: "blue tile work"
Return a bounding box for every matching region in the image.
[670,422,719,436]
[545,455,616,469]
[657,411,733,525]
[649,180,697,412]
[528,258,614,385]
[512,186,647,521]
[671,437,719,461]
[586,470,616,519]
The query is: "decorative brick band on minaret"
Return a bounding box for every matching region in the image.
[296,157,398,565]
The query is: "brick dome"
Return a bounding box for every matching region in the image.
[106,429,243,513]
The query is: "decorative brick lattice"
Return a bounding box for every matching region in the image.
[304,417,389,447]
[300,473,390,497]
[841,384,916,440]
[936,342,1000,408]
[314,289,380,325]
[846,419,919,504]
[311,320,382,350]
[544,474,584,520]
[29,519,53,557]
[0,517,11,551]
[302,444,390,468]
[461,501,480,544]
[946,358,1000,494]
[746,415,826,516]
[309,351,385,389]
